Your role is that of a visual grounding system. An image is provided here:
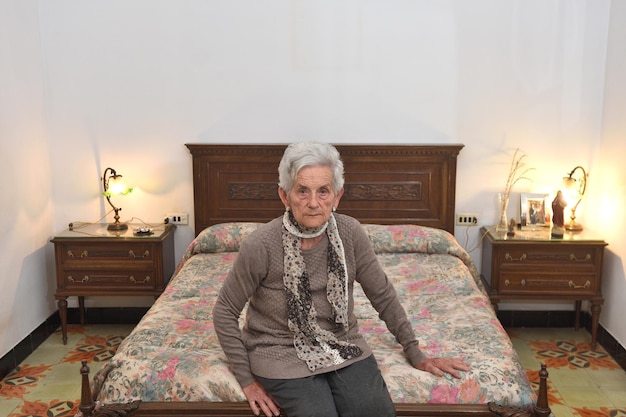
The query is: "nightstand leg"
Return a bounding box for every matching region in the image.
[57,298,68,345]
[79,296,86,325]
[574,300,582,330]
[590,302,601,350]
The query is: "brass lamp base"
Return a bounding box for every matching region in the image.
[107,222,128,231]
[565,222,583,232]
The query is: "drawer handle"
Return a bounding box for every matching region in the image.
[67,250,88,258]
[569,280,591,289]
[505,253,527,262]
[67,275,89,283]
[504,279,526,287]
[569,254,591,262]
[129,250,150,258]
[130,275,151,284]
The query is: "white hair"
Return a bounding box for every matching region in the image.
[278,142,345,193]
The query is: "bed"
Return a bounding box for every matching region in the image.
[77,144,550,417]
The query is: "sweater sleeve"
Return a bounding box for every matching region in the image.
[212,234,269,388]
[350,220,427,367]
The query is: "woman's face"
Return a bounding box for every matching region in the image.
[279,165,344,229]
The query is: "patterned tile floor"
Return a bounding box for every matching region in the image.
[0,325,135,417]
[507,328,626,417]
[1,325,625,417]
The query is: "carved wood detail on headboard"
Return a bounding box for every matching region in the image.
[186,144,463,236]
[227,183,421,201]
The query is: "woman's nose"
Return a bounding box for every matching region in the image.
[307,195,320,208]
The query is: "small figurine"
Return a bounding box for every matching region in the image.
[551,190,567,238]
[507,218,516,237]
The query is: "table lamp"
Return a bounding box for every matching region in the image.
[102,167,132,231]
[562,165,587,231]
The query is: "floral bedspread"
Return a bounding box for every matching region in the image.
[91,222,536,408]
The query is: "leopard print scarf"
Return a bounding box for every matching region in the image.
[282,209,362,371]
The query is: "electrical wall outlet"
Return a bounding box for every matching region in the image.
[165,213,189,225]
[456,213,479,226]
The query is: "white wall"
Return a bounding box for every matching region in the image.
[2,0,623,358]
[586,0,626,347]
[0,0,56,356]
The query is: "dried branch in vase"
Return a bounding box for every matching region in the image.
[497,148,534,230]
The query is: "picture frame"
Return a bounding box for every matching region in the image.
[520,193,549,227]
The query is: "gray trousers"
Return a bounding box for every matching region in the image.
[256,355,396,417]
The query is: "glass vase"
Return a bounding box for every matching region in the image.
[496,192,509,231]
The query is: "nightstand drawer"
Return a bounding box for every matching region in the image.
[61,270,156,290]
[60,243,156,263]
[498,272,597,294]
[499,246,598,268]
[62,270,156,291]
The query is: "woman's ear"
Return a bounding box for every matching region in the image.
[334,188,345,209]
[278,187,290,208]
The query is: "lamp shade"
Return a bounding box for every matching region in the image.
[106,175,131,196]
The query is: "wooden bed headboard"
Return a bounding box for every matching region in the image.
[186,144,464,236]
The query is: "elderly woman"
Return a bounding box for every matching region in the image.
[213,142,469,417]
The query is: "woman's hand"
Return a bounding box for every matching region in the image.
[242,381,281,417]
[415,357,470,379]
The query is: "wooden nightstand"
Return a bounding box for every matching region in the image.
[480,226,607,349]
[51,223,176,344]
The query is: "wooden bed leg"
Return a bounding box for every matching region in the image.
[78,361,141,417]
[534,364,551,417]
[79,360,95,417]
